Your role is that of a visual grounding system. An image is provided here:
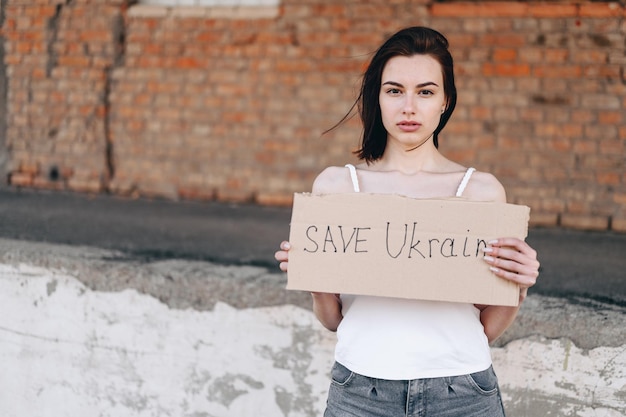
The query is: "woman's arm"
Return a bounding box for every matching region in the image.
[311,292,343,332]
[478,237,540,342]
[464,172,540,342]
[275,241,344,331]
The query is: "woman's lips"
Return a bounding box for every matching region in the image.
[397,121,421,132]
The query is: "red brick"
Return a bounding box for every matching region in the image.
[3,17,16,30]
[318,59,363,73]
[68,178,102,194]
[173,57,204,69]
[14,41,32,54]
[528,4,577,18]
[59,166,74,180]
[14,16,32,30]
[571,49,607,64]
[33,177,65,190]
[579,3,624,18]
[597,172,620,186]
[195,31,225,44]
[599,139,623,155]
[529,213,559,228]
[544,49,569,63]
[256,192,293,207]
[178,186,215,201]
[561,124,583,138]
[482,63,530,77]
[275,59,314,72]
[21,30,45,42]
[313,4,346,17]
[222,112,249,123]
[614,193,626,206]
[431,2,527,17]
[216,189,254,204]
[480,33,526,47]
[612,217,626,233]
[570,110,596,124]
[57,56,91,67]
[325,15,349,31]
[586,65,622,79]
[533,65,582,78]
[9,172,33,187]
[493,48,517,62]
[79,30,111,43]
[470,106,492,120]
[546,137,572,152]
[599,111,623,125]
[561,214,609,231]
[339,32,381,46]
[19,162,39,175]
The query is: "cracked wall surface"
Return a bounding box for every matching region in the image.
[0,262,335,417]
[0,239,624,417]
[3,0,127,193]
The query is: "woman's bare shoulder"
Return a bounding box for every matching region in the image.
[464,170,507,203]
[312,166,354,194]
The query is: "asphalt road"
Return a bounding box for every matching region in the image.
[1,188,625,305]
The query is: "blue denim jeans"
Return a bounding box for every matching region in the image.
[324,362,506,417]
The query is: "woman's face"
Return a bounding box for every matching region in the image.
[378,54,446,152]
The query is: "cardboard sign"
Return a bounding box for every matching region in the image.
[287,193,530,306]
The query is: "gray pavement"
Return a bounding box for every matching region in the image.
[1,187,625,306]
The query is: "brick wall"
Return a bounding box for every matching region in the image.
[2,0,625,232]
[3,0,126,192]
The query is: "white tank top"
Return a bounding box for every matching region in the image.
[336,165,491,380]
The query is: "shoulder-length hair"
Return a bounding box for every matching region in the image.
[343,27,457,163]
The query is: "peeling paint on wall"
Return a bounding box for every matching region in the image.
[0,264,336,417]
[1,262,625,417]
[492,337,626,417]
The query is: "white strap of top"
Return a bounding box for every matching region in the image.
[455,167,476,197]
[345,164,360,192]
[346,164,473,196]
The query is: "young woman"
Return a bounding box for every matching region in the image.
[275,26,540,417]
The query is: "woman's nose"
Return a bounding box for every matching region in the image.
[402,96,416,114]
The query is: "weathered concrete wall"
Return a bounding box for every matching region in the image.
[1,239,624,416]
[494,338,625,416]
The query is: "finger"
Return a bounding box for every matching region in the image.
[280,241,291,251]
[489,238,537,258]
[495,260,538,284]
[484,241,540,276]
[485,256,538,287]
[489,265,537,288]
[483,245,539,280]
[274,250,288,262]
[279,261,288,272]
[485,246,540,271]
[484,250,538,275]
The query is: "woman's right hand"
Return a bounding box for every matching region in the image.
[275,240,343,330]
[274,241,290,272]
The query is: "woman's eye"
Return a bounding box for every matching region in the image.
[386,88,402,95]
[419,90,434,96]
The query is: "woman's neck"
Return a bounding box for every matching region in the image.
[372,141,448,174]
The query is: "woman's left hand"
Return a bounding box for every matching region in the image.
[483,238,540,301]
